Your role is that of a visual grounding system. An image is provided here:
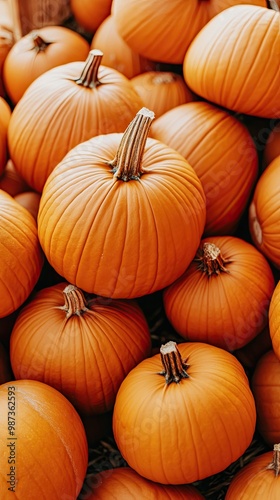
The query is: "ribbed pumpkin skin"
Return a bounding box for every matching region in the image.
[0,97,11,176]
[37,135,206,299]
[112,0,266,64]
[0,379,88,499]
[225,451,278,499]
[7,59,144,193]
[10,282,152,414]
[269,281,280,359]
[183,5,280,118]
[113,342,256,485]
[150,101,258,235]
[249,157,280,268]
[163,236,275,351]
[0,190,44,318]
[86,467,205,499]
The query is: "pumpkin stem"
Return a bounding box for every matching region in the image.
[194,242,232,276]
[58,284,90,319]
[159,341,190,384]
[266,443,280,476]
[269,0,280,12]
[31,32,52,52]
[108,107,155,181]
[75,49,103,88]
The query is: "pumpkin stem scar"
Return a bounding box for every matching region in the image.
[266,443,280,476]
[75,49,103,88]
[30,32,52,53]
[158,341,190,384]
[56,284,90,319]
[108,107,155,181]
[194,241,232,276]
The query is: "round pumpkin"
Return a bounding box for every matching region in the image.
[150,101,258,235]
[113,341,256,485]
[70,0,112,33]
[163,236,275,351]
[263,122,280,168]
[0,9,14,97]
[8,49,144,193]
[14,191,41,220]
[82,467,205,499]
[10,282,152,414]
[183,4,280,118]
[0,160,29,197]
[0,189,44,318]
[0,379,88,498]
[0,97,11,176]
[268,279,280,359]
[37,108,206,299]
[249,156,280,268]
[3,25,90,104]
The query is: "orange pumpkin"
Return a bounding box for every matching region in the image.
[14,191,41,220]
[10,282,152,414]
[113,341,256,484]
[37,108,206,299]
[83,467,205,499]
[0,97,11,176]
[8,49,144,193]
[0,379,88,498]
[0,160,29,197]
[268,279,280,359]
[183,4,280,118]
[3,25,90,104]
[70,0,112,33]
[150,101,258,235]
[163,236,275,351]
[0,2,14,97]
[0,190,44,318]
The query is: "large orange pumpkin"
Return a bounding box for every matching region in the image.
[8,49,144,193]
[183,4,280,118]
[268,279,280,359]
[113,341,256,484]
[37,108,206,299]
[0,379,88,498]
[70,0,112,33]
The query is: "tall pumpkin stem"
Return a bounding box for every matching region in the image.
[75,49,103,88]
[269,1,280,12]
[195,242,232,276]
[159,341,190,384]
[59,284,89,319]
[108,107,155,181]
[267,443,280,476]
[31,32,52,52]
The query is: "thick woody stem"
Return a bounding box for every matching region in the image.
[159,341,190,384]
[267,443,280,476]
[108,107,155,181]
[195,242,232,276]
[59,284,89,319]
[75,49,103,88]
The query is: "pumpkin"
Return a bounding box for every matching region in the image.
[3,25,90,104]
[225,444,280,499]
[82,466,205,499]
[0,189,44,318]
[113,340,256,484]
[8,49,144,193]
[268,279,280,359]
[251,350,280,446]
[91,15,155,79]
[0,97,11,176]
[249,156,280,268]
[14,191,41,220]
[163,236,275,351]
[0,341,13,383]
[0,379,88,498]
[183,4,280,118]
[10,282,152,415]
[0,1,14,97]
[0,160,29,197]
[150,101,258,235]
[70,0,112,33]
[112,0,267,65]
[131,71,194,119]
[263,122,280,168]
[37,108,206,299]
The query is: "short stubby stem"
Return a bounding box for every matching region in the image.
[195,242,232,276]
[159,341,190,384]
[267,443,280,476]
[58,284,89,319]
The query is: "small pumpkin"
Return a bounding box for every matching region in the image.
[37,108,206,298]
[0,160,29,197]
[163,236,275,351]
[70,0,112,33]
[113,341,256,484]
[3,25,90,104]
[0,96,11,176]
[14,191,41,220]
[0,379,88,498]
[268,279,280,359]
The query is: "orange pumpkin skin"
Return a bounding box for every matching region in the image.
[0,379,88,498]
[163,236,275,351]
[112,0,266,65]
[251,350,280,446]
[3,25,90,104]
[10,282,152,414]
[0,97,11,176]
[113,342,256,485]
[71,0,112,33]
[83,467,205,499]
[225,449,280,499]
[268,280,280,359]
[14,191,41,220]
[150,101,258,235]
[183,5,280,118]
[8,51,144,193]
[249,157,280,269]
[263,123,280,169]
[0,160,29,197]
[37,126,206,299]
[0,190,44,318]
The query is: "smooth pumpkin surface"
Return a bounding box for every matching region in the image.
[70,0,112,33]
[268,280,280,359]
[0,379,88,499]
[0,160,29,197]
[14,191,41,220]
[113,341,256,484]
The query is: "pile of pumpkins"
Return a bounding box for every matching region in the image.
[1,0,280,498]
